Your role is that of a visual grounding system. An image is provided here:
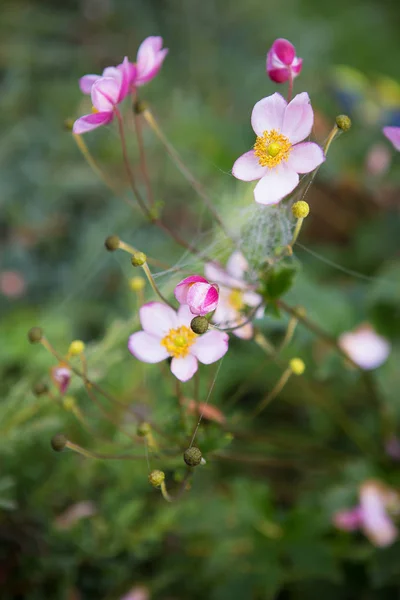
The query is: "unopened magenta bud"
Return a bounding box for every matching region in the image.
[131,252,147,267]
[183,447,202,467]
[28,327,43,344]
[51,433,67,452]
[190,316,209,335]
[105,235,120,251]
[336,115,352,132]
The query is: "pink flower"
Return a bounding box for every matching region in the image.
[135,36,168,86]
[385,436,400,461]
[204,252,263,340]
[333,507,364,531]
[73,73,128,135]
[79,56,134,99]
[338,324,390,370]
[360,481,398,547]
[365,143,391,176]
[51,363,71,394]
[184,399,226,424]
[383,126,400,151]
[120,586,149,600]
[266,38,303,84]
[174,275,219,316]
[232,92,325,205]
[128,302,228,382]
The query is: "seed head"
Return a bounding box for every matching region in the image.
[183,447,203,467]
[51,433,67,452]
[336,115,352,132]
[289,358,306,376]
[28,327,43,344]
[131,252,147,267]
[148,470,165,487]
[104,235,120,251]
[130,276,146,292]
[292,201,309,219]
[190,316,209,335]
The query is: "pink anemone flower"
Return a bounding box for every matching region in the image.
[204,252,263,340]
[232,92,325,205]
[73,75,127,135]
[266,38,303,84]
[135,36,168,86]
[338,324,390,370]
[383,126,400,151]
[79,56,134,100]
[174,275,219,316]
[51,363,71,395]
[128,302,228,382]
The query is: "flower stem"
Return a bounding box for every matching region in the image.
[252,367,293,417]
[132,96,155,207]
[141,261,175,308]
[65,440,143,460]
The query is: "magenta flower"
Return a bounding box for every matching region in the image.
[128,302,228,382]
[204,252,263,340]
[174,275,219,316]
[51,363,71,395]
[333,507,364,531]
[266,38,303,84]
[135,36,168,86]
[79,56,134,100]
[73,75,126,135]
[232,92,325,205]
[383,126,400,151]
[338,324,390,370]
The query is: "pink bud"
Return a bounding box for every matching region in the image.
[51,364,71,394]
[266,38,303,84]
[174,275,219,316]
[333,506,363,531]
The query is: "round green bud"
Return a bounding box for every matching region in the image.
[131,252,147,267]
[148,470,165,487]
[104,235,120,251]
[183,447,202,467]
[289,358,306,376]
[292,201,309,219]
[51,433,67,452]
[190,316,209,335]
[137,422,151,437]
[129,276,146,292]
[68,340,85,356]
[33,382,49,396]
[62,396,76,411]
[335,115,352,132]
[133,99,148,114]
[28,327,43,344]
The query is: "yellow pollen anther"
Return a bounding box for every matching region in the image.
[254,129,292,168]
[161,326,197,359]
[229,289,244,311]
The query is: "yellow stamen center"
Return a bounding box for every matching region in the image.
[161,326,197,359]
[253,129,292,168]
[229,289,244,311]
[91,106,99,114]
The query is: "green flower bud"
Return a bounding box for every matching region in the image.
[51,433,67,452]
[131,252,147,267]
[335,115,352,132]
[104,235,120,251]
[28,327,43,344]
[137,422,151,437]
[190,316,209,335]
[289,358,306,376]
[148,470,165,487]
[183,447,202,467]
[291,201,309,219]
[33,382,49,396]
[133,99,148,114]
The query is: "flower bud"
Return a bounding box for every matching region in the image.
[190,316,209,335]
[64,118,74,131]
[68,340,85,356]
[336,115,352,132]
[292,201,309,219]
[133,99,148,114]
[33,382,49,396]
[28,326,43,344]
[51,433,67,452]
[62,396,76,411]
[129,276,146,292]
[104,235,120,251]
[148,469,165,487]
[174,275,219,316]
[137,422,151,437]
[51,364,71,395]
[266,38,303,83]
[289,358,305,375]
[183,447,202,467]
[131,252,147,267]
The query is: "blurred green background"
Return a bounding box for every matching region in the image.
[1,0,400,598]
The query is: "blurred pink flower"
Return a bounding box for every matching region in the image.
[135,36,168,86]
[266,38,302,84]
[55,501,97,529]
[383,126,400,151]
[128,303,228,382]
[184,399,226,424]
[365,143,391,176]
[73,74,128,134]
[333,506,364,531]
[385,436,400,461]
[51,363,71,394]
[0,270,26,298]
[338,324,390,370]
[174,275,219,316]
[79,56,134,99]
[204,252,263,340]
[232,92,325,205]
[120,586,149,600]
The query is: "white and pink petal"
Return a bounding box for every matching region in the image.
[251,93,287,137]
[139,302,178,338]
[254,163,299,205]
[287,142,325,174]
[128,331,169,363]
[232,150,267,182]
[281,92,314,144]
[191,330,229,364]
[170,354,198,382]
